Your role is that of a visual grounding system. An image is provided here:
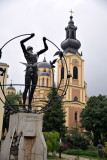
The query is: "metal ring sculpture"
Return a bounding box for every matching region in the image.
[0,34,71,114]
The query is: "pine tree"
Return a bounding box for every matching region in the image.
[43,87,67,137]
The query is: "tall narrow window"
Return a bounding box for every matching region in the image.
[72,31,75,38]
[42,78,44,86]
[61,66,64,79]
[66,30,69,38]
[39,79,40,87]
[47,78,48,87]
[73,66,78,79]
[74,112,77,122]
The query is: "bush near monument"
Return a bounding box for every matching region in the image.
[43,131,59,155]
[3,93,22,134]
[62,127,90,151]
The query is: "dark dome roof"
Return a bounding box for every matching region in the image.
[39,68,49,76]
[61,38,81,50]
[61,16,81,55]
[37,57,52,69]
[39,72,49,76]
[7,86,16,91]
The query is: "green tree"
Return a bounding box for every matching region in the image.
[3,93,22,133]
[43,87,67,137]
[43,131,59,155]
[63,127,90,150]
[80,94,107,145]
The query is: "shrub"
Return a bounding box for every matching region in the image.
[103,142,107,158]
[43,131,59,154]
[63,149,98,157]
[65,127,90,150]
[88,145,97,151]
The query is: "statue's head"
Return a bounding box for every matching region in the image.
[27,46,33,53]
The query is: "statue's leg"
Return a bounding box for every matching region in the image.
[28,75,38,107]
[23,74,31,109]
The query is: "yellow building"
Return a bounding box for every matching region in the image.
[57,15,87,130]
[33,15,88,130]
[6,83,16,95]
[33,57,53,110]
[0,62,9,141]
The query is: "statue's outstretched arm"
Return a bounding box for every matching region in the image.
[37,37,48,56]
[20,33,35,53]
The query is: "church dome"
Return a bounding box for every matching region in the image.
[39,72,49,76]
[7,86,16,91]
[61,38,81,50]
[37,57,52,69]
[39,68,49,76]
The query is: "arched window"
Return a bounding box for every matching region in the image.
[61,66,64,79]
[73,66,78,79]
[74,96,78,101]
[42,78,44,86]
[47,78,48,87]
[74,112,77,122]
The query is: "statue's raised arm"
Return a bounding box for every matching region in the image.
[20,33,35,57]
[37,37,48,56]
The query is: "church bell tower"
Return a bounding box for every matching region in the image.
[57,12,87,130]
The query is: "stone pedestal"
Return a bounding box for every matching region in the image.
[1,113,47,160]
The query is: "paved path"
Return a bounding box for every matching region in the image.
[49,153,98,160]
[0,152,98,160]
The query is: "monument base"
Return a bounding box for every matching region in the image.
[1,113,47,160]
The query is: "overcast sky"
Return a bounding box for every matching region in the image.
[0,0,107,97]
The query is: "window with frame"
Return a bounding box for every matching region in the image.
[73,66,78,79]
[61,66,64,79]
[42,78,44,86]
[74,112,77,122]
[74,96,78,101]
[47,78,48,87]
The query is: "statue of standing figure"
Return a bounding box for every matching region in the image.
[20,34,48,112]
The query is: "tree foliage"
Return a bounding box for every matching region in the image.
[3,93,22,132]
[63,127,89,150]
[43,87,67,137]
[80,94,107,145]
[43,131,59,154]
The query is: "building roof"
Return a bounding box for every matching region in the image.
[7,83,16,91]
[39,69,49,76]
[37,57,52,69]
[0,62,9,67]
[61,15,81,55]
[7,86,16,91]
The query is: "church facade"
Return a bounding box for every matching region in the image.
[33,14,88,130]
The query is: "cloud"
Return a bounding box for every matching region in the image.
[0,0,107,96]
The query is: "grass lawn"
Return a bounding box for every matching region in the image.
[63,148,107,160]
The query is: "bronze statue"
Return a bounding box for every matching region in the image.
[20,33,48,112]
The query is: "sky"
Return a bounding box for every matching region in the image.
[0,0,107,97]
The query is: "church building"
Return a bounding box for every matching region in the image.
[57,14,87,130]
[3,14,88,132]
[33,14,88,130]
